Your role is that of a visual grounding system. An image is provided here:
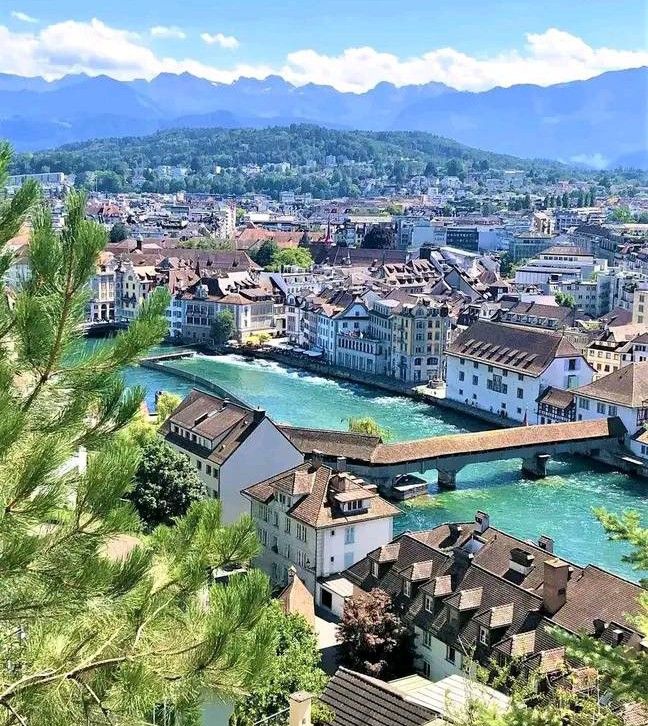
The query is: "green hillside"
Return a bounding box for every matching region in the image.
[11,124,566,198]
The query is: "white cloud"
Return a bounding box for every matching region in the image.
[278,29,648,92]
[11,10,38,23]
[0,21,644,93]
[200,32,239,50]
[150,25,186,40]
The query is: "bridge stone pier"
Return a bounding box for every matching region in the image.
[521,453,552,479]
[280,418,627,498]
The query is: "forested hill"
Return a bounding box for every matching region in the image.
[9,125,567,197]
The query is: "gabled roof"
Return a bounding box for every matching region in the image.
[446,320,582,377]
[161,389,270,465]
[320,667,439,726]
[242,463,400,529]
[575,362,648,408]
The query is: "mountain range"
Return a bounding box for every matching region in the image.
[0,67,646,168]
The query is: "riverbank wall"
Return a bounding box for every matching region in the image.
[139,357,248,407]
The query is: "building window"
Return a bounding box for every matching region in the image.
[517,387,524,399]
[479,627,489,646]
[472,375,478,386]
[272,511,279,528]
[344,526,355,545]
[297,523,307,542]
[608,405,617,416]
[445,646,456,664]
[459,371,465,382]
[403,580,411,598]
[424,631,433,649]
[473,362,478,369]
[597,402,606,414]
[424,595,433,613]
[578,398,590,410]
[371,561,379,578]
[284,517,291,534]
[196,460,202,471]
[422,660,431,678]
[297,550,307,567]
[206,464,212,475]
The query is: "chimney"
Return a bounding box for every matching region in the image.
[289,691,312,726]
[538,535,554,553]
[475,511,490,534]
[335,456,347,472]
[593,618,608,636]
[509,548,535,576]
[543,558,569,615]
[311,449,323,469]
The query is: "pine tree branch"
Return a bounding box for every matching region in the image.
[71,678,114,725]
[1,701,27,726]
[21,247,75,412]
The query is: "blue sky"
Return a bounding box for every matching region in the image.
[1,0,647,91]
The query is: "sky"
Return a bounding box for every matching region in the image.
[0,0,647,92]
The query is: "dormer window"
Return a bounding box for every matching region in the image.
[424,595,434,613]
[371,561,379,578]
[479,626,489,647]
[403,580,411,598]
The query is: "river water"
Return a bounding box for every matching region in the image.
[121,351,647,581]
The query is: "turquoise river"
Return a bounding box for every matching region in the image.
[121,350,647,581]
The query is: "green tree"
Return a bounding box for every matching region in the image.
[269,247,314,270]
[232,604,329,725]
[156,390,182,422]
[445,158,464,177]
[0,146,277,723]
[95,169,123,193]
[109,221,129,243]
[361,226,394,249]
[561,192,570,208]
[129,438,206,530]
[424,161,437,177]
[348,416,391,441]
[610,206,634,223]
[211,308,236,344]
[555,291,576,309]
[252,240,279,268]
[337,588,412,679]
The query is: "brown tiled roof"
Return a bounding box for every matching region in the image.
[575,362,648,407]
[550,565,645,636]
[369,418,625,466]
[421,575,453,597]
[243,463,400,529]
[320,667,439,726]
[474,603,515,628]
[447,586,483,611]
[278,425,382,460]
[279,569,315,628]
[536,386,575,409]
[282,419,625,468]
[446,320,582,377]
[161,389,266,465]
[344,516,644,679]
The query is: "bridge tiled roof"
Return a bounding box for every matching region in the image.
[369,418,625,465]
[280,419,625,467]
